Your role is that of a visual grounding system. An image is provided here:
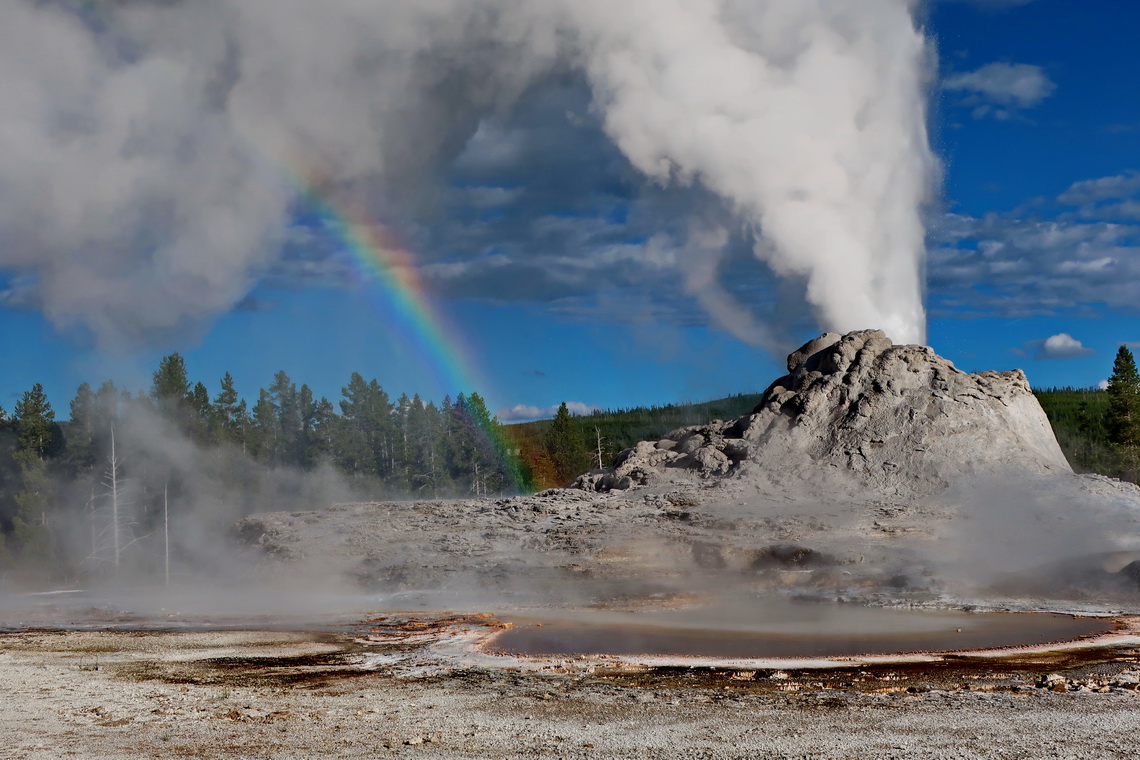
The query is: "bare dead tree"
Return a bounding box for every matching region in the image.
[471,459,483,497]
[106,426,121,569]
[163,481,170,587]
[85,484,97,562]
[594,426,606,469]
[86,426,147,574]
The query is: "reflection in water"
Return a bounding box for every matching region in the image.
[490,600,1112,658]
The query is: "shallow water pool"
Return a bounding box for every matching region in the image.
[488,600,1113,658]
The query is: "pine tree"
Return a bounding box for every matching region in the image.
[298,384,314,462]
[67,382,97,471]
[212,372,249,450]
[1106,345,1140,475]
[339,374,394,480]
[151,353,190,402]
[444,394,476,491]
[544,402,589,486]
[11,461,54,569]
[268,371,303,466]
[251,389,278,462]
[404,394,435,492]
[394,392,412,484]
[306,396,337,464]
[14,383,61,461]
[188,381,211,440]
[151,353,192,428]
[464,393,496,494]
[9,386,58,569]
[366,379,395,479]
[420,399,446,493]
[13,459,53,529]
[330,417,371,477]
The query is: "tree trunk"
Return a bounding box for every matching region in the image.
[109,427,120,570]
[164,482,170,587]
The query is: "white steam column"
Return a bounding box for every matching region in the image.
[565,0,937,345]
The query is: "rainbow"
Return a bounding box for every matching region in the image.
[289,162,527,491]
[292,167,482,399]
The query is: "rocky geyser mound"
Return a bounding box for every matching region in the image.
[577,329,1070,497]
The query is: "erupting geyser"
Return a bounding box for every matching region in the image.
[0,0,935,347]
[564,0,937,345]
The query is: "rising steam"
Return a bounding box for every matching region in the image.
[0,0,936,347]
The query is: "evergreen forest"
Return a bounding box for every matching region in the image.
[1035,345,1140,483]
[0,355,529,585]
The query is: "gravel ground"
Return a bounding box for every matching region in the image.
[5,624,1140,760]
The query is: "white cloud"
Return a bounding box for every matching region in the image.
[1058,172,1140,206]
[928,210,1140,318]
[1026,333,1096,361]
[458,185,524,209]
[1057,257,1115,274]
[1081,200,1140,222]
[497,401,602,423]
[942,62,1055,119]
[1097,379,1110,391]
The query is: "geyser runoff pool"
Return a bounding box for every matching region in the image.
[486,600,1111,659]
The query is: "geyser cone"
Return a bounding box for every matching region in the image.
[579,330,1070,497]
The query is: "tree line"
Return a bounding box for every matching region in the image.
[515,393,765,487]
[1034,345,1140,483]
[0,354,531,583]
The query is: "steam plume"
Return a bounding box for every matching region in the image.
[0,0,936,347]
[564,0,937,343]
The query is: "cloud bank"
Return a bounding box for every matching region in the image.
[928,170,1140,319]
[0,0,937,352]
[943,62,1055,120]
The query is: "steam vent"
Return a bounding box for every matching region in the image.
[578,329,1070,497]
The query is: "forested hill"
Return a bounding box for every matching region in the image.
[1033,354,1140,486]
[506,393,765,487]
[1033,387,1123,480]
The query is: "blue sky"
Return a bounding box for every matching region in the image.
[1,0,1138,420]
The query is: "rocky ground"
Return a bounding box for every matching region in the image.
[232,472,1140,612]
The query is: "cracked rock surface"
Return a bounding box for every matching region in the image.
[578,330,1071,498]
